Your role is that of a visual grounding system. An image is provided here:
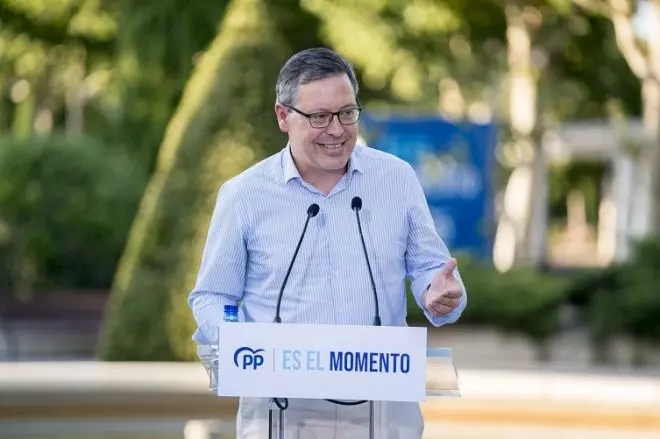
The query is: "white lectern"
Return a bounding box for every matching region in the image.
[200,322,460,439]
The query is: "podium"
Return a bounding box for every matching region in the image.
[199,322,460,439]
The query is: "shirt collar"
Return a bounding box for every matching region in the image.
[281,143,364,184]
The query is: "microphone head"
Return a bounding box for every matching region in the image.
[351,196,362,211]
[307,203,320,217]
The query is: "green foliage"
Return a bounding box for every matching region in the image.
[406,237,660,363]
[0,0,115,55]
[303,0,506,107]
[112,0,231,171]
[0,134,146,296]
[620,238,660,342]
[407,253,570,347]
[461,264,569,344]
[98,0,300,362]
[564,237,660,363]
[551,12,641,118]
[548,160,607,226]
[565,262,624,338]
[302,0,639,124]
[0,0,118,138]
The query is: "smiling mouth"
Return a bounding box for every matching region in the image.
[317,141,345,150]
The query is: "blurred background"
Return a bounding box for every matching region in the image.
[1,0,659,438]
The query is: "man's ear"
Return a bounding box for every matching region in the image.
[274,104,290,132]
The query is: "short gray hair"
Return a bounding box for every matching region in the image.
[275,47,359,106]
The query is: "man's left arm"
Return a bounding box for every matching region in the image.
[403,164,467,326]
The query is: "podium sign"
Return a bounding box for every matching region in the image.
[215,322,427,402]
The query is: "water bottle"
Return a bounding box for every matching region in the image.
[197,342,217,392]
[205,305,239,392]
[200,305,240,393]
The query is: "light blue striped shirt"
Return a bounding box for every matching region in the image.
[188,144,467,344]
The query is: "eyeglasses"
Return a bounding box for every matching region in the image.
[285,104,362,128]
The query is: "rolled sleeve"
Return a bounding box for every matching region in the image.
[404,164,467,327]
[188,178,248,344]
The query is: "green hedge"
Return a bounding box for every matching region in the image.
[568,237,660,364]
[98,0,295,361]
[407,238,660,364]
[407,253,571,359]
[0,134,146,296]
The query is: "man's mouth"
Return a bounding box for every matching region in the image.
[317,141,345,150]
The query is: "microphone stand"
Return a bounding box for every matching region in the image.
[369,401,376,439]
[269,203,319,439]
[269,398,286,439]
[351,197,381,439]
[270,198,383,439]
[352,196,382,439]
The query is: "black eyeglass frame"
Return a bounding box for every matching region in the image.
[284,101,363,128]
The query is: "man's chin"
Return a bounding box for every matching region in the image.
[313,159,347,174]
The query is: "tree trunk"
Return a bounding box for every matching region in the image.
[65,50,86,136]
[493,2,547,270]
[606,0,660,245]
[632,76,660,238]
[646,1,660,236]
[11,79,35,138]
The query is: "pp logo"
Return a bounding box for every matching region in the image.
[234,347,265,370]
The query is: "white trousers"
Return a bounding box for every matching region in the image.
[236,397,424,439]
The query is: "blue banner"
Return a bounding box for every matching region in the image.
[360,113,496,259]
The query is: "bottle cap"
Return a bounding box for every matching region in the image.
[224,304,239,313]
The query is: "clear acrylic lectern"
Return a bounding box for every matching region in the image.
[198,323,460,439]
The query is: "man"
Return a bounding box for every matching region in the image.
[188,47,467,439]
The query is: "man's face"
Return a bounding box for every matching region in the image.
[275,74,359,178]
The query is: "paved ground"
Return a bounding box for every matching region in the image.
[1,359,659,438]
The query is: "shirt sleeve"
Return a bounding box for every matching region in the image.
[404,164,467,326]
[188,178,248,344]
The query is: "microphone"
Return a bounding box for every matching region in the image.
[351,196,381,326]
[273,203,320,324]
[271,203,319,417]
[322,197,381,408]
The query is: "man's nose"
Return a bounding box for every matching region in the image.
[325,116,344,136]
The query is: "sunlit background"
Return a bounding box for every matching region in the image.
[1,0,659,438]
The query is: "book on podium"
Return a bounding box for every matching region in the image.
[202,321,460,439]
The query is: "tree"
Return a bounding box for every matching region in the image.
[301,0,506,111]
[573,0,660,251]
[488,1,635,269]
[110,0,231,172]
[0,135,146,295]
[0,0,117,136]
[307,0,633,268]
[98,0,323,361]
[0,0,115,56]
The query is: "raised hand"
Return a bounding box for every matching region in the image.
[423,258,463,317]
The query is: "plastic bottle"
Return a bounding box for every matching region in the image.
[203,305,239,392]
[198,342,217,392]
[200,305,239,393]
